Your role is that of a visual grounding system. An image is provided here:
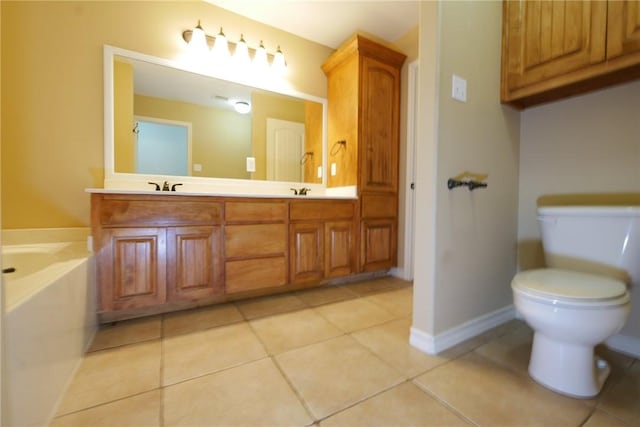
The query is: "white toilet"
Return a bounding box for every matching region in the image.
[512,206,639,398]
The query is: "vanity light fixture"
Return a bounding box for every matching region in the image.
[182,21,287,76]
[234,101,251,114]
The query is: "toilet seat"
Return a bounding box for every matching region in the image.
[512,268,629,307]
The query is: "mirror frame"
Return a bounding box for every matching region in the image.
[103,45,328,193]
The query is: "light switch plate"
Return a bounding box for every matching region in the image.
[246,157,256,172]
[193,163,202,172]
[331,162,337,176]
[452,74,467,102]
[317,166,323,178]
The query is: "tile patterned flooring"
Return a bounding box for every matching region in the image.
[51,276,640,426]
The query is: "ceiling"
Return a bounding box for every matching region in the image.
[204,0,419,48]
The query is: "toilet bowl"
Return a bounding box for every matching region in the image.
[512,268,630,397]
[513,206,639,398]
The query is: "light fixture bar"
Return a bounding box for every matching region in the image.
[182,29,277,62]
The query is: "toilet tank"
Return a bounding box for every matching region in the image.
[538,206,640,285]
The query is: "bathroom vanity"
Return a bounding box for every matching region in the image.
[91,191,373,322]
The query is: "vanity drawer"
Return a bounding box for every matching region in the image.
[225,224,287,258]
[225,257,287,293]
[98,198,223,226]
[225,201,287,223]
[290,200,356,221]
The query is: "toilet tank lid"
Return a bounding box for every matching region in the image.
[538,206,640,217]
[512,269,628,301]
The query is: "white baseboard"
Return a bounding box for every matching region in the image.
[606,333,640,359]
[389,267,412,281]
[410,305,516,355]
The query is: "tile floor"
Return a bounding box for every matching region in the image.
[51,276,639,426]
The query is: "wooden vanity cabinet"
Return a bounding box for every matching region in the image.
[92,194,359,321]
[501,0,640,108]
[289,200,357,284]
[92,194,224,315]
[322,34,406,273]
[224,201,288,294]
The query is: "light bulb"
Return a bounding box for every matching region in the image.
[188,20,209,57]
[272,45,287,76]
[253,40,269,73]
[233,34,251,70]
[212,27,230,63]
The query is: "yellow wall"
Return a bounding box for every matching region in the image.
[0,1,333,228]
[114,59,135,173]
[304,100,323,184]
[134,95,252,180]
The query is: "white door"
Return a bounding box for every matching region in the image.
[266,118,305,182]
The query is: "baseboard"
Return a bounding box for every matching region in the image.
[606,333,640,358]
[389,267,411,281]
[410,305,516,355]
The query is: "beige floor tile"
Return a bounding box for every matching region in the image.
[365,287,413,317]
[473,321,533,375]
[250,308,343,354]
[234,293,307,319]
[414,352,592,426]
[583,409,633,427]
[320,381,470,426]
[345,276,411,296]
[315,298,397,333]
[276,335,404,419]
[88,316,161,352]
[50,390,161,427]
[295,285,358,307]
[163,358,312,426]
[162,303,243,337]
[352,318,450,378]
[598,361,640,425]
[56,341,161,416]
[162,322,266,385]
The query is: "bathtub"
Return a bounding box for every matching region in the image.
[2,230,97,427]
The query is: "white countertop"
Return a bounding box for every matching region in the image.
[86,187,358,200]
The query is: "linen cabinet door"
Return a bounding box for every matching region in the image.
[290,222,324,284]
[361,218,396,272]
[359,56,401,193]
[100,227,166,311]
[166,226,223,301]
[325,221,355,278]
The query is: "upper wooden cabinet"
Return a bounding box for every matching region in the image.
[501,0,640,108]
[322,35,406,193]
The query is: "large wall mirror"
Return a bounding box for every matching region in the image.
[104,45,327,189]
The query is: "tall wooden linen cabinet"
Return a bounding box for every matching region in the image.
[322,35,406,272]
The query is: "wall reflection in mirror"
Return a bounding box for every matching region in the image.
[112,54,324,184]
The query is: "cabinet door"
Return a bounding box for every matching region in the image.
[607,0,640,60]
[166,226,223,301]
[100,228,166,311]
[361,219,396,272]
[325,221,355,278]
[502,0,607,95]
[360,56,400,193]
[290,222,324,284]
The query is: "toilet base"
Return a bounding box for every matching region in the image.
[528,332,610,398]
